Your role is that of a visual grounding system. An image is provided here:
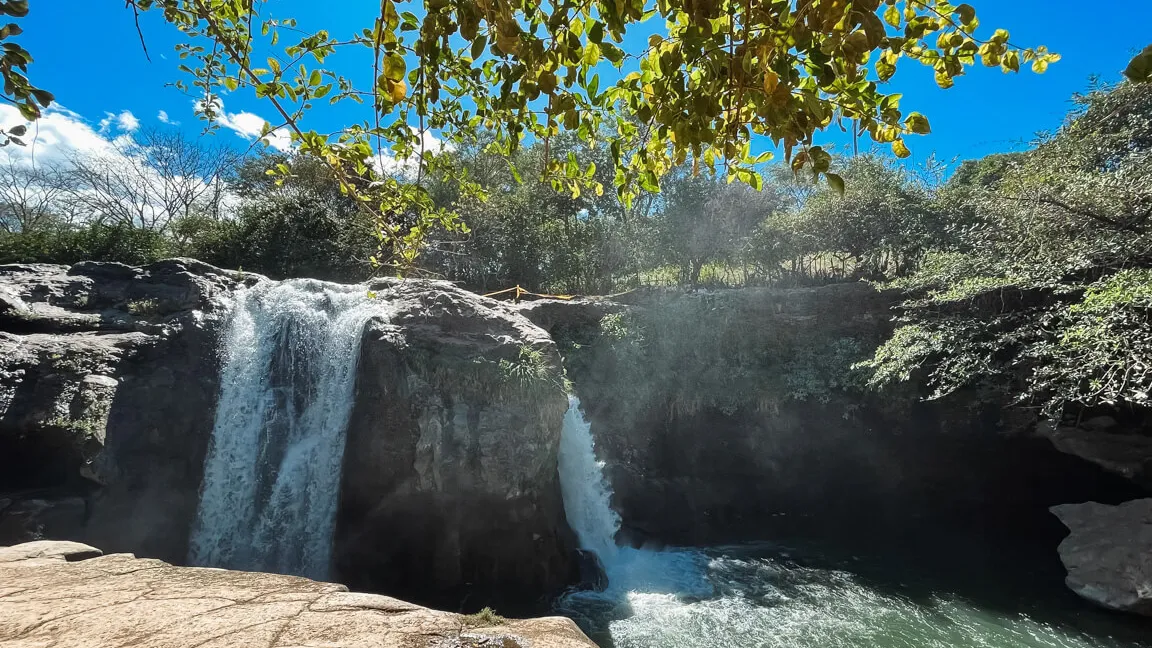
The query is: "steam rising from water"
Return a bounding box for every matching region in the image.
[188,279,381,580]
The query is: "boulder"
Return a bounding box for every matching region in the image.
[1052,500,1152,615]
[336,279,577,613]
[0,541,596,648]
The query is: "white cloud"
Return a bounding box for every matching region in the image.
[157,110,179,126]
[97,110,140,134]
[374,127,453,177]
[0,104,234,230]
[198,99,291,152]
[0,104,117,163]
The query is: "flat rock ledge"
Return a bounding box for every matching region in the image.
[1052,500,1152,616]
[0,541,596,648]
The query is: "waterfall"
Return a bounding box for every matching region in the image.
[558,395,622,564]
[187,279,382,580]
[557,395,711,597]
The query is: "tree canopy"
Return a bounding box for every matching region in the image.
[0,0,1062,270]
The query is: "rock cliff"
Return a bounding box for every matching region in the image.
[336,278,576,611]
[0,260,577,613]
[0,259,250,560]
[0,540,595,648]
[527,285,1140,552]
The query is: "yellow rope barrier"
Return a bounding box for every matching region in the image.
[481,285,576,301]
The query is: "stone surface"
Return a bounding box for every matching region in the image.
[0,259,259,560]
[0,261,580,612]
[0,541,595,648]
[1052,500,1152,616]
[336,279,577,613]
[1039,425,1152,486]
[0,539,102,562]
[513,297,624,334]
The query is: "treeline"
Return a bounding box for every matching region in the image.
[0,129,956,294]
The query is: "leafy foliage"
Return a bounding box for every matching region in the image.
[123,0,1049,270]
[859,81,1152,417]
[0,0,53,125]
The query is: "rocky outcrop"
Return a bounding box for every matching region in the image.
[1052,500,1152,616]
[0,259,256,561]
[514,297,624,335]
[538,285,1142,553]
[1038,421,1152,487]
[0,260,579,613]
[0,540,595,648]
[337,279,576,613]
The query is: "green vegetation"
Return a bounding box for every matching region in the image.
[858,81,1152,418]
[5,1,1061,273]
[462,606,507,627]
[125,299,163,317]
[563,296,871,417]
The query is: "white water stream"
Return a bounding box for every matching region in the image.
[187,279,382,580]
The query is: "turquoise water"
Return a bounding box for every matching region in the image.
[557,544,1152,648]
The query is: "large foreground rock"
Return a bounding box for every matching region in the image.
[0,541,595,648]
[1052,500,1152,616]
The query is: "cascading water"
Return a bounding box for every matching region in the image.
[555,396,1151,648]
[187,279,382,581]
[557,396,708,595]
[557,395,623,564]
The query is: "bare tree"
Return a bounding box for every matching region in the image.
[64,128,240,232]
[0,155,79,233]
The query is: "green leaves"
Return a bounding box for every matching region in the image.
[904,113,931,135]
[825,172,845,196]
[1124,45,1152,83]
[382,52,405,81]
[127,0,1051,272]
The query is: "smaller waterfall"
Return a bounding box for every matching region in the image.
[188,279,383,580]
[558,396,709,596]
[558,395,622,564]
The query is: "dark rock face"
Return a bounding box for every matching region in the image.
[1052,500,1152,615]
[0,261,578,613]
[336,279,576,614]
[0,259,250,561]
[541,285,1143,555]
[1038,422,1152,487]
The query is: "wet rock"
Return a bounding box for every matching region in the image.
[573,549,609,592]
[1052,499,1152,616]
[336,279,577,612]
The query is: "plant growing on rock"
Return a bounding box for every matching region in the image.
[462,606,507,627]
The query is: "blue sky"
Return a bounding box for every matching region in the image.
[13,1,1151,169]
